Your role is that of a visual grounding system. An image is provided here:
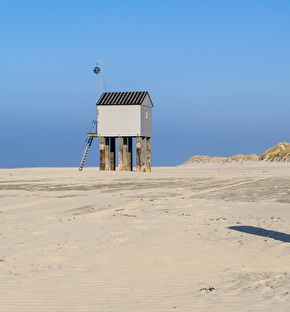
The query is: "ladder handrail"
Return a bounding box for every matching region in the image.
[79,120,97,171]
[89,120,97,133]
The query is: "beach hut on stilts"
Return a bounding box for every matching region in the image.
[79,62,154,172]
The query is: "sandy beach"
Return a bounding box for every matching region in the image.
[1,163,290,311]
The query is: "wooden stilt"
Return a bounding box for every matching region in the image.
[128,137,132,171]
[99,137,105,171]
[141,137,147,172]
[136,136,141,172]
[101,136,151,172]
[118,137,123,171]
[123,137,128,171]
[105,138,110,170]
[110,137,115,170]
[147,137,151,172]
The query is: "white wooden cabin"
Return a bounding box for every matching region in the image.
[96,91,154,172]
[97,91,153,137]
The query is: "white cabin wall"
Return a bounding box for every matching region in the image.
[97,105,141,136]
[142,94,153,108]
[97,94,152,137]
[140,94,152,137]
[140,105,152,137]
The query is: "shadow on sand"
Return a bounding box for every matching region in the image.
[228,225,290,243]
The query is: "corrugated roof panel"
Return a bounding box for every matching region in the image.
[97,91,149,105]
[137,92,145,103]
[112,93,119,104]
[107,92,115,104]
[133,92,139,103]
[127,92,135,104]
[119,92,127,104]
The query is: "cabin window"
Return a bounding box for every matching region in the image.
[145,110,148,119]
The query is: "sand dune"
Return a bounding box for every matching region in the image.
[260,142,290,162]
[1,163,290,311]
[184,142,290,164]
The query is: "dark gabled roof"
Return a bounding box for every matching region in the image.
[97,91,149,105]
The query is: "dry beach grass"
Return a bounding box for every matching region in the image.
[1,163,290,311]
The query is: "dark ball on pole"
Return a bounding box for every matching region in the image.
[93,66,100,75]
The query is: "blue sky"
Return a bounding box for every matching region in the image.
[1,0,290,167]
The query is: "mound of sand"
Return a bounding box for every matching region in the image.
[184,142,290,164]
[259,142,290,162]
[183,155,227,164]
[226,154,259,162]
[183,154,259,164]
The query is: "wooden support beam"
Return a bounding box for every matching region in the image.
[110,137,116,170]
[136,136,141,172]
[105,138,110,170]
[147,137,151,172]
[99,137,105,171]
[141,137,147,172]
[101,136,151,173]
[128,137,133,171]
[118,137,123,171]
[123,137,128,171]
